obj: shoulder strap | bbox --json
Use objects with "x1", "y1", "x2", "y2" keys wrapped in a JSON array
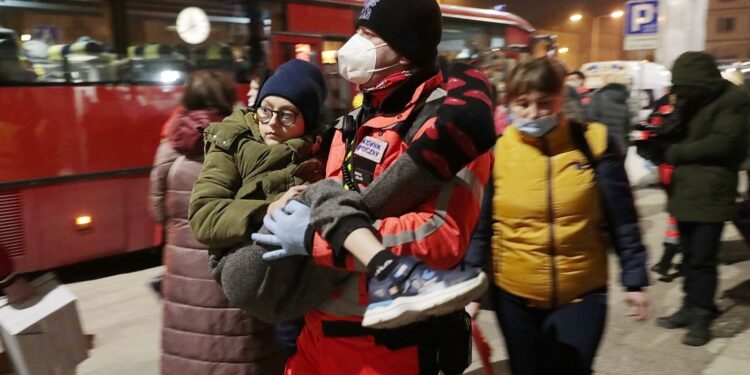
[
  {"x1": 569, "y1": 121, "x2": 616, "y2": 241},
  {"x1": 402, "y1": 88, "x2": 447, "y2": 145},
  {"x1": 569, "y1": 121, "x2": 598, "y2": 172}
]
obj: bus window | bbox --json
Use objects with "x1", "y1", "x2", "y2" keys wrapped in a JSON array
[
  {"x1": 438, "y1": 19, "x2": 510, "y2": 100},
  {"x1": 124, "y1": 2, "x2": 257, "y2": 83},
  {"x1": 439, "y1": 19, "x2": 505, "y2": 62},
  {"x1": 0, "y1": 1, "x2": 113, "y2": 83},
  {"x1": 0, "y1": 1, "x2": 268, "y2": 84},
  {"x1": 125, "y1": 43, "x2": 188, "y2": 84},
  {"x1": 43, "y1": 37, "x2": 117, "y2": 83},
  {"x1": 0, "y1": 28, "x2": 36, "y2": 83},
  {"x1": 321, "y1": 40, "x2": 350, "y2": 121}
]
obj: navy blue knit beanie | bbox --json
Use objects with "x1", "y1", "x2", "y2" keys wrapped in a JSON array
[
  {"x1": 356, "y1": 0, "x2": 442, "y2": 67},
  {"x1": 257, "y1": 59, "x2": 327, "y2": 130}
]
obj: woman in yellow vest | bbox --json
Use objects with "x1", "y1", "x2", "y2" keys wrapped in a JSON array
[{"x1": 481, "y1": 57, "x2": 651, "y2": 375}]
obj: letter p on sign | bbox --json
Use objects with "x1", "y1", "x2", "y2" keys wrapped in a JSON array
[
  {"x1": 625, "y1": 0, "x2": 659, "y2": 35},
  {"x1": 631, "y1": 4, "x2": 655, "y2": 32}
]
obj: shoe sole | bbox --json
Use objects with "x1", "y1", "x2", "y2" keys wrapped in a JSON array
[
  {"x1": 682, "y1": 335, "x2": 710, "y2": 346},
  {"x1": 657, "y1": 321, "x2": 688, "y2": 329},
  {"x1": 650, "y1": 265, "x2": 670, "y2": 277},
  {"x1": 361, "y1": 272, "x2": 489, "y2": 329},
  {"x1": 656, "y1": 317, "x2": 692, "y2": 329}
]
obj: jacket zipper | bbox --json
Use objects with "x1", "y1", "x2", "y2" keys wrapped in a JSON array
[{"x1": 543, "y1": 139, "x2": 559, "y2": 308}]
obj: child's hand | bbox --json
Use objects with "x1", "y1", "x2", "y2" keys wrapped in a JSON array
[{"x1": 268, "y1": 185, "x2": 307, "y2": 214}]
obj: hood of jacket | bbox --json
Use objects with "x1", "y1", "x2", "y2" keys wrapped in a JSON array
[
  {"x1": 167, "y1": 109, "x2": 225, "y2": 157},
  {"x1": 671, "y1": 51, "x2": 725, "y2": 94}
]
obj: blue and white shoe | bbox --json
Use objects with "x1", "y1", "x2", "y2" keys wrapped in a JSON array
[{"x1": 361, "y1": 257, "x2": 488, "y2": 329}]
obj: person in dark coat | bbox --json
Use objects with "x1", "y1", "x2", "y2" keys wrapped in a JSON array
[
  {"x1": 586, "y1": 82, "x2": 632, "y2": 157},
  {"x1": 636, "y1": 93, "x2": 684, "y2": 280},
  {"x1": 656, "y1": 52, "x2": 750, "y2": 346},
  {"x1": 149, "y1": 69, "x2": 286, "y2": 374}
]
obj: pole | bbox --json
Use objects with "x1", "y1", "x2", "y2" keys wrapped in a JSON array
[
  {"x1": 592, "y1": 16, "x2": 601, "y2": 62},
  {"x1": 109, "y1": 0, "x2": 128, "y2": 56},
  {"x1": 245, "y1": 0, "x2": 266, "y2": 70}
]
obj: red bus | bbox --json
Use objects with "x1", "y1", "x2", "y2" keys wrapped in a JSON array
[{"x1": 0, "y1": 0, "x2": 535, "y2": 272}]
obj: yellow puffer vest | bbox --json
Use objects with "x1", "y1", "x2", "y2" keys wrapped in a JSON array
[{"x1": 492, "y1": 119, "x2": 609, "y2": 309}]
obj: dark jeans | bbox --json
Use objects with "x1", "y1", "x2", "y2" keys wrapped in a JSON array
[
  {"x1": 274, "y1": 318, "x2": 305, "y2": 357},
  {"x1": 493, "y1": 287, "x2": 607, "y2": 375},
  {"x1": 676, "y1": 221, "x2": 725, "y2": 314}
]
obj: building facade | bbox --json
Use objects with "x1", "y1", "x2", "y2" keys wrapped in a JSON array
[{"x1": 706, "y1": 0, "x2": 750, "y2": 61}]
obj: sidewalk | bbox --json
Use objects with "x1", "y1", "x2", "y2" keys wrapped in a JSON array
[{"x1": 68, "y1": 188, "x2": 750, "y2": 375}]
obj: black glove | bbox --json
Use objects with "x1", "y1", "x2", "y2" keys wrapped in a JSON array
[{"x1": 635, "y1": 138, "x2": 668, "y2": 164}]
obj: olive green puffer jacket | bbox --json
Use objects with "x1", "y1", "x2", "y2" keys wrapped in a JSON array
[{"x1": 188, "y1": 108, "x2": 325, "y2": 249}]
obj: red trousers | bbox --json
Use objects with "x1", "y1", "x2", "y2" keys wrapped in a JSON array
[{"x1": 285, "y1": 310, "x2": 420, "y2": 375}]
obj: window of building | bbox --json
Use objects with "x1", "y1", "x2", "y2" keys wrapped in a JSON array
[{"x1": 717, "y1": 17, "x2": 736, "y2": 33}]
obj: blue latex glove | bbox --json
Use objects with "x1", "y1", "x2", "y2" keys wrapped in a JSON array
[{"x1": 252, "y1": 200, "x2": 312, "y2": 261}]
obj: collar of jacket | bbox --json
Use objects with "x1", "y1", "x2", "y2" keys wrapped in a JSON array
[
  {"x1": 364, "y1": 70, "x2": 411, "y2": 109},
  {"x1": 359, "y1": 68, "x2": 443, "y2": 130},
  {"x1": 204, "y1": 108, "x2": 315, "y2": 159},
  {"x1": 244, "y1": 110, "x2": 317, "y2": 159},
  {"x1": 363, "y1": 64, "x2": 442, "y2": 117}
]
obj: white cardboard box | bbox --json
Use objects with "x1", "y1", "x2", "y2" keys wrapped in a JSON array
[{"x1": 0, "y1": 273, "x2": 88, "y2": 375}]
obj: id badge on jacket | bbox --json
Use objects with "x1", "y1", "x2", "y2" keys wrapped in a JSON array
[{"x1": 352, "y1": 136, "x2": 388, "y2": 186}]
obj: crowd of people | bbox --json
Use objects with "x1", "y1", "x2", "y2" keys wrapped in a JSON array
[{"x1": 141, "y1": 0, "x2": 750, "y2": 374}]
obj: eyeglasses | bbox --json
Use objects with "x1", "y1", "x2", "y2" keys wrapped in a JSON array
[{"x1": 257, "y1": 106, "x2": 299, "y2": 126}]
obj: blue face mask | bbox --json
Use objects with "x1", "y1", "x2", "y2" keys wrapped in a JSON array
[{"x1": 512, "y1": 114, "x2": 559, "y2": 137}]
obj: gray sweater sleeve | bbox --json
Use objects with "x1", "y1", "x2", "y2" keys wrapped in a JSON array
[
  {"x1": 361, "y1": 152, "x2": 445, "y2": 218},
  {"x1": 298, "y1": 153, "x2": 446, "y2": 266},
  {"x1": 209, "y1": 232, "x2": 352, "y2": 322}
]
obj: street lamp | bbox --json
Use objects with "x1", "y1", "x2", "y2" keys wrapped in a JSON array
[
  {"x1": 570, "y1": 13, "x2": 583, "y2": 22},
  {"x1": 611, "y1": 10, "x2": 624, "y2": 18}
]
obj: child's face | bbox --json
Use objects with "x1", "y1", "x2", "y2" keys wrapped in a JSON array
[{"x1": 257, "y1": 96, "x2": 305, "y2": 146}]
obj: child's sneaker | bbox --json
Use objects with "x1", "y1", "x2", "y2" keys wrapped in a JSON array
[{"x1": 362, "y1": 257, "x2": 488, "y2": 329}]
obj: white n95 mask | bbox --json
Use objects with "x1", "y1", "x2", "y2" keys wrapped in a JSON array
[{"x1": 337, "y1": 34, "x2": 398, "y2": 85}]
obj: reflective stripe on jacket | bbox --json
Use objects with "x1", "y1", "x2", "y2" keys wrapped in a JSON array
[{"x1": 312, "y1": 72, "x2": 493, "y2": 316}]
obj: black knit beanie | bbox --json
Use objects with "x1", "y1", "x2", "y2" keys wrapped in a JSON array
[
  {"x1": 356, "y1": 0, "x2": 442, "y2": 67},
  {"x1": 257, "y1": 59, "x2": 327, "y2": 130}
]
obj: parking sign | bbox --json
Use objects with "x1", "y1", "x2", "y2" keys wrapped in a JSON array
[{"x1": 624, "y1": 0, "x2": 659, "y2": 50}]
